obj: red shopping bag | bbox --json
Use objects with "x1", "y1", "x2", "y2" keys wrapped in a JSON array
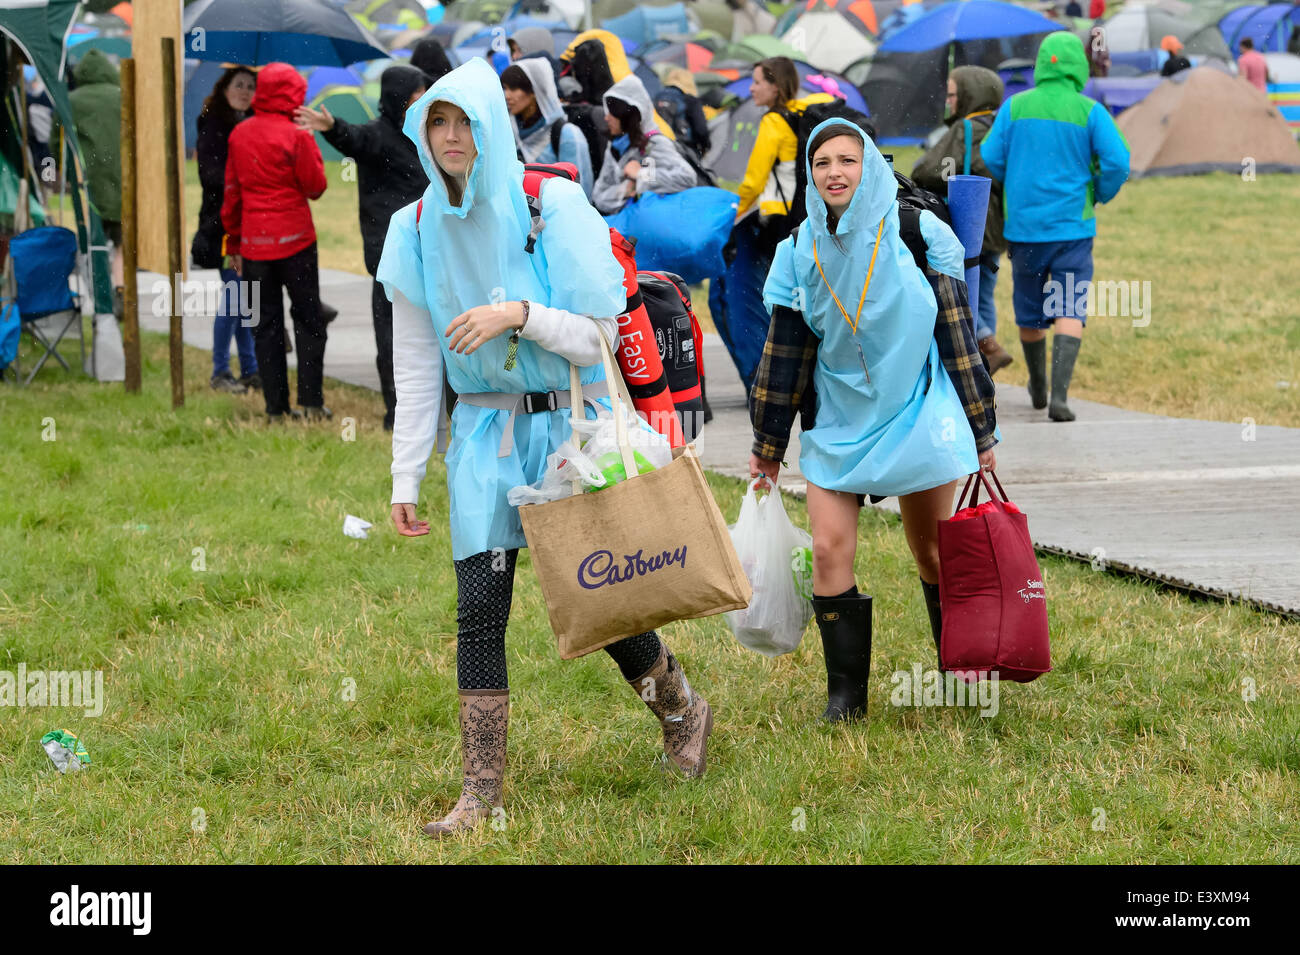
[{"x1": 937, "y1": 469, "x2": 1051, "y2": 683}]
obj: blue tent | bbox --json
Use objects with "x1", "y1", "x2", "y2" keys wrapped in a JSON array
[
  {"x1": 880, "y1": 0, "x2": 1061, "y2": 53},
  {"x1": 1220, "y1": 4, "x2": 1300, "y2": 55},
  {"x1": 601, "y1": 4, "x2": 691, "y2": 47}
]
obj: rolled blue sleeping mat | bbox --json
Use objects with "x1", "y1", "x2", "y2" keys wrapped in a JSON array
[{"x1": 946, "y1": 174, "x2": 991, "y2": 336}]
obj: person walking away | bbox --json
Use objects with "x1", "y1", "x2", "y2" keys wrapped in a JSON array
[
  {"x1": 912, "y1": 66, "x2": 1012, "y2": 375},
  {"x1": 1159, "y1": 36, "x2": 1192, "y2": 77},
  {"x1": 654, "y1": 68, "x2": 712, "y2": 159},
  {"x1": 380, "y1": 60, "x2": 713, "y2": 836},
  {"x1": 591, "y1": 74, "x2": 697, "y2": 214},
  {"x1": 981, "y1": 32, "x2": 1130, "y2": 422},
  {"x1": 1237, "y1": 38, "x2": 1269, "y2": 92},
  {"x1": 500, "y1": 61, "x2": 594, "y2": 196},
  {"x1": 223, "y1": 62, "x2": 330, "y2": 422},
  {"x1": 749, "y1": 120, "x2": 1000, "y2": 720},
  {"x1": 295, "y1": 66, "x2": 428, "y2": 431},
  {"x1": 193, "y1": 66, "x2": 260, "y2": 395},
  {"x1": 714, "y1": 57, "x2": 832, "y2": 392},
  {"x1": 68, "y1": 50, "x2": 124, "y2": 314}
]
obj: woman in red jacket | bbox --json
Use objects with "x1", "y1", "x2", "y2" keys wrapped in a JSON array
[{"x1": 222, "y1": 62, "x2": 330, "y2": 421}]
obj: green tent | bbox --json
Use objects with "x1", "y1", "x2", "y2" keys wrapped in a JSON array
[{"x1": 0, "y1": 0, "x2": 112, "y2": 315}]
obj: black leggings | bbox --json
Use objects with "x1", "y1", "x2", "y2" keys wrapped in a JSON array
[{"x1": 453, "y1": 549, "x2": 662, "y2": 690}]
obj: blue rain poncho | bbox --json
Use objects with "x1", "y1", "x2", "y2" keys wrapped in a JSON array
[
  {"x1": 377, "y1": 58, "x2": 626, "y2": 560},
  {"x1": 762, "y1": 118, "x2": 979, "y2": 497}
]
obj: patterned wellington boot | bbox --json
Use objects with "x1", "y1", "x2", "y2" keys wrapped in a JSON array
[
  {"x1": 422, "y1": 689, "x2": 508, "y2": 838},
  {"x1": 627, "y1": 644, "x2": 713, "y2": 778}
]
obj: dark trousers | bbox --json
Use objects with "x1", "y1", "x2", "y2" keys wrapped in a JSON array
[
  {"x1": 244, "y1": 243, "x2": 327, "y2": 414},
  {"x1": 371, "y1": 280, "x2": 396, "y2": 424}
]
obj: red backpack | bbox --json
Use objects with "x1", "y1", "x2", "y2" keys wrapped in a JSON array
[{"x1": 417, "y1": 162, "x2": 691, "y2": 447}]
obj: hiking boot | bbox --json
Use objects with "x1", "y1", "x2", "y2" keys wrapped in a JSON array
[
  {"x1": 1049, "y1": 334, "x2": 1082, "y2": 422},
  {"x1": 1021, "y1": 338, "x2": 1048, "y2": 410},
  {"x1": 301, "y1": 405, "x2": 333, "y2": 421},
  {"x1": 627, "y1": 643, "x2": 713, "y2": 778},
  {"x1": 813, "y1": 592, "x2": 873, "y2": 722},
  {"x1": 238, "y1": 372, "x2": 262, "y2": 391},
  {"x1": 423, "y1": 690, "x2": 508, "y2": 838},
  {"x1": 978, "y1": 336, "x2": 1013, "y2": 375},
  {"x1": 210, "y1": 371, "x2": 247, "y2": 394}
]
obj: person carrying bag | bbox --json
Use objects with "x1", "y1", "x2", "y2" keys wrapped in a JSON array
[
  {"x1": 379, "y1": 60, "x2": 720, "y2": 840},
  {"x1": 748, "y1": 119, "x2": 1001, "y2": 723}
]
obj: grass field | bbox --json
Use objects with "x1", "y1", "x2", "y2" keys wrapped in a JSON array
[{"x1": 2, "y1": 335, "x2": 1296, "y2": 863}]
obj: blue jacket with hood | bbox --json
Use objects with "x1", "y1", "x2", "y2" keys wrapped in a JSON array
[{"x1": 980, "y1": 32, "x2": 1130, "y2": 244}]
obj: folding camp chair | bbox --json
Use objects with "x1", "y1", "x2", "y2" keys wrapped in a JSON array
[{"x1": 4, "y1": 226, "x2": 83, "y2": 386}]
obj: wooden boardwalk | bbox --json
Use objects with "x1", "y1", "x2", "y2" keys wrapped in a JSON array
[{"x1": 140, "y1": 269, "x2": 1300, "y2": 618}]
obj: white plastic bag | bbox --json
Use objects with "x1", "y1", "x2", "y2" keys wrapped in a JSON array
[
  {"x1": 569, "y1": 403, "x2": 673, "y2": 487},
  {"x1": 507, "y1": 441, "x2": 606, "y2": 506},
  {"x1": 725, "y1": 479, "x2": 815, "y2": 657}
]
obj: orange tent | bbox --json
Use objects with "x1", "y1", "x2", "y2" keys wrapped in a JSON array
[{"x1": 110, "y1": 2, "x2": 132, "y2": 28}]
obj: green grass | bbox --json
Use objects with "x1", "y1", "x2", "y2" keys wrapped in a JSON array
[{"x1": 1, "y1": 334, "x2": 1296, "y2": 863}]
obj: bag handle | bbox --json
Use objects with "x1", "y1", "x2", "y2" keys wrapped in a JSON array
[{"x1": 955, "y1": 467, "x2": 1011, "y2": 513}]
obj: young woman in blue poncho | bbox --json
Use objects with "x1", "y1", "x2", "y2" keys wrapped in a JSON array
[
  {"x1": 748, "y1": 120, "x2": 1001, "y2": 722},
  {"x1": 378, "y1": 60, "x2": 713, "y2": 838}
]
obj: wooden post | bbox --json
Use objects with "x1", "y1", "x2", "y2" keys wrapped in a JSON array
[
  {"x1": 120, "y1": 58, "x2": 141, "y2": 393},
  {"x1": 161, "y1": 38, "x2": 183, "y2": 408}
]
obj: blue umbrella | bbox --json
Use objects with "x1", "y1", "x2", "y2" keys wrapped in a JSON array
[
  {"x1": 183, "y1": 0, "x2": 389, "y2": 67},
  {"x1": 881, "y1": 0, "x2": 1061, "y2": 53}
]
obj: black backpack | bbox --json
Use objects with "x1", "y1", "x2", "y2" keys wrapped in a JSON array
[
  {"x1": 636, "y1": 270, "x2": 706, "y2": 441},
  {"x1": 559, "y1": 103, "x2": 608, "y2": 181}
]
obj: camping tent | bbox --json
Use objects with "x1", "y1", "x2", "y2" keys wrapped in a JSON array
[
  {"x1": 779, "y1": 0, "x2": 881, "y2": 73},
  {"x1": 1100, "y1": 2, "x2": 1233, "y2": 57},
  {"x1": 601, "y1": 3, "x2": 691, "y2": 46},
  {"x1": 866, "y1": 1, "x2": 1061, "y2": 142},
  {"x1": 1119, "y1": 65, "x2": 1300, "y2": 175},
  {"x1": 1219, "y1": 3, "x2": 1300, "y2": 54},
  {"x1": 1264, "y1": 51, "x2": 1300, "y2": 128},
  {"x1": 0, "y1": 0, "x2": 112, "y2": 317}
]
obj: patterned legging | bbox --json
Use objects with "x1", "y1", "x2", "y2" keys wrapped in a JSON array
[{"x1": 453, "y1": 549, "x2": 662, "y2": 690}]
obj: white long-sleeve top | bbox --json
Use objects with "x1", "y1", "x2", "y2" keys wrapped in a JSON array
[{"x1": 390, "y1": 291, "x2": 618, "y2": 505}]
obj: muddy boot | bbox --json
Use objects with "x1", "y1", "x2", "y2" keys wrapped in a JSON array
[
  {"x1": 979, "y1": 336, "x2": 1013, "y2": 375},
  {"x1": 1049, "y1": 334, "x2": 1081, "y2": 422},
  {"x1": 920, "y1": 578, "x2": 943, "y2": 670},
  {"x1": 422, "y1": 689, "x2": 508, "y2": 838},
  {"x1": 627, "y1": 643, "x2": 713, "y2": 778},
  {"x1": 812, "y1": 591, "x2": 873, "y2": 722},
  {"x1": 1021, "y1": 338, "x2": 1048, "y2": 409}
]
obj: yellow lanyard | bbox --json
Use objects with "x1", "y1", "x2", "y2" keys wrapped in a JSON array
[
  {"x1": 964, "y1": 109, "x2": 995, "y2": 120},
  {"x1": 811, "y1": 218, "x2": 885, "y2": 335}
]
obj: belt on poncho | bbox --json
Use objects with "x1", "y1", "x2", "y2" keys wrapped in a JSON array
[{"x1": 456, "y1": 379, "x2": 609, "y2": 458}]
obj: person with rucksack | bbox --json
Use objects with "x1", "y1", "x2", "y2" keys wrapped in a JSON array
[
  {"x1": 981, "y1": 32, "x2": 1130, "y2": 422},
  {"x1": 379, "y1": 60, "x2": 714, "y2": 838},
  {"x1": 294, "y1": 66, "x2": 428, "y2": 431},
  {"x1": 592, "y1": 75, "x2": 698, "y2": 215},
  {"x1": 912, "y1": 66, "x2": 1013, "y2": 375},
  {"x1": 748, "y1": 119, "x2": 999, "y2": 723},
  {"x1": 501, "y1": 61, "x2": 594, "y2": 197},
  {"x1": 654, "y1": 68, "x2": 711, "y2": 158}
]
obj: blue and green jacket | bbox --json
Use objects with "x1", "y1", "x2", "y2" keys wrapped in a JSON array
[{"x1": 981, "y1": 32, "x2": 1130, "y2": 243}]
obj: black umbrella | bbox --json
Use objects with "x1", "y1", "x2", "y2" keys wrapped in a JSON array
[{"x1": 183, "y1": 0, "x2": 389, "y2": 67}]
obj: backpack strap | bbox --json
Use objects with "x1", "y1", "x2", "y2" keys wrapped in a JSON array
[
  {"x1": 549, "y1": 119, "x2": 564, "y2": 159},
  {"x1": 897, "y1": 205, "x2": 929, "y2": 273}
]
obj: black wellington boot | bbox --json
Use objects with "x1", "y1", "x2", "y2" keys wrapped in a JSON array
[
  {"x1": 1021, "y1": 338, "x2": 1048, "y2": 410},
  {"x1": 920, "y1": 578, "x2": 943, "y2": 670},
  {"x1": 812, "y1": 592, "x2": 873, "y2": 722},
  {"x1": 1048, "y1": 334, "x2": 1082, "y2": 422}
]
